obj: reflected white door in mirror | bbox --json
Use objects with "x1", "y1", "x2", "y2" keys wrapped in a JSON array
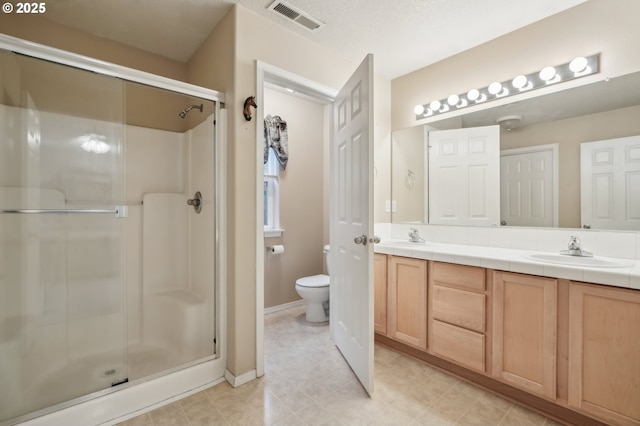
[
  {"x1": 500, "y1": 144, "x2": 558, "y2": 227},
  {"x1": 428, "y1": 126, "x2": 500, "y2": 227},
  {"x1": 581, "y1": 135, "x2": 640, "y2": 230}
]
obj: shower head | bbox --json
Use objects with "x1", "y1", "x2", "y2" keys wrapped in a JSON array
[{"x1": 178, "y1": 103, "x2": 203, "y2": 118}]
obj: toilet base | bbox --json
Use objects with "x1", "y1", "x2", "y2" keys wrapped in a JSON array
[{"x1": 305, "y1": 301, "x2": 328, "y2": 322}]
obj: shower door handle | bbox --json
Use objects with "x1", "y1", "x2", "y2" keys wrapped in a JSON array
[{"x1": 0, "y1": 206, "x2": 128, "y2": 218}]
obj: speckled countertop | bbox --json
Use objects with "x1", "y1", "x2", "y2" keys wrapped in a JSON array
[{"x1": 374, "y1": 239, "x2": 640, "y2": 290}]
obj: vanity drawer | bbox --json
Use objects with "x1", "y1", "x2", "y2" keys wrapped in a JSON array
[
  {"x1": 431, "y1": 320, "x2": 485, "y2": 372},
  {"x1": 432, "y1": 285, "x2": 486, "y2": 333},
  {"x1": 431, "y1": 262, "x2": 485, "y2": 291}
]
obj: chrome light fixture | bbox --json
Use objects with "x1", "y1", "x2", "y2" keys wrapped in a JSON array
[
  {"x1": 496, "y1": 115, "x2": 522, "y2": 131},
  {"x1": 414, "y1": 54, "x2": 599, "y2": 120}
]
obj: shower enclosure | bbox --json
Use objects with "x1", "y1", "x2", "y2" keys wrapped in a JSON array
[{"x1": 0, "y1": 36, "x2": 225, "y2": 425}]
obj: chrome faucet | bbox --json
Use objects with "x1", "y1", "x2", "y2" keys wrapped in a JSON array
[
  {"x1": 560, "y1": 236, "x2": 593, "y2": 257},
  {"x1": 408, "y1": 228, "x2": 425, "y2": 243}
]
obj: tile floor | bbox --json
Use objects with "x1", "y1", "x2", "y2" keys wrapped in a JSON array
[{"x1": 118, "y1": 306, "x2": 565, "y2": 426}]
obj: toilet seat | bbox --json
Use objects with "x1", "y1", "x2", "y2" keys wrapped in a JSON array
[{"x1": 296, "y1": 274, "x2": 330, "y2": 288}]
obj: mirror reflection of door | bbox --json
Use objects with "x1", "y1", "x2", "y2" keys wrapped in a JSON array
[
  {"x1": 580, "y1": 135, "x2": 640, "y2": 230},
  {"x1": 428, "y1": 125, "x2": 500, "y2": 226},
  {"x1": 500, "y1": 144, "x2": 558, "y2": 227}
]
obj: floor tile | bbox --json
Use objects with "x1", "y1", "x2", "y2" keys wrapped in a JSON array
[{"x1": 136, "y1": 305, "x2": 562, "y2": 426}]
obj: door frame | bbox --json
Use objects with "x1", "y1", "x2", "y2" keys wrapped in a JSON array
[
  {"x1": 255, "y1": 62, "x2": 337, "y2": 377},
  {"x1": 500, "y1": 143, "x2": 559, "y2": 227}
]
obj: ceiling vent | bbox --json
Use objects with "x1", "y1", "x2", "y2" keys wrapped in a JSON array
[{"x1": 267, "y1": 1, "x2": 324, "y2": 32}]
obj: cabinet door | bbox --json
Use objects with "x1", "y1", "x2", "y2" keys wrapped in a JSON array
[
  {"x1": 373, "y1": 253, "x2": 387, "y2": 335},
  {"x1": 568, "y1": 283, "x2": 640, "y2": 426},
  {"x1": 387, "y1": 256, "x2": 427, "y2": 350},
  {"x1": 492, "y1": 271, "x2": 557, "y2": 399}
]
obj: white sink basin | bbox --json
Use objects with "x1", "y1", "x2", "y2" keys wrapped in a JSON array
[
  {"x1": 380, "y1": 240, "x2": 428, "y2": 248},
  {"x1": 525, "y1": 253, "x2": 634, "y2": 268}
]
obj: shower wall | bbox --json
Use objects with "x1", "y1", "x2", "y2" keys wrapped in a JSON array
[{"x1": 125, "y1": 116, "x2": 216, "y2": 380}]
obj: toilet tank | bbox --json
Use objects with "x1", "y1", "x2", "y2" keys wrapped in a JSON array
[{"x1": 323, "y1": 245, "x2": 330, "y2": 275}]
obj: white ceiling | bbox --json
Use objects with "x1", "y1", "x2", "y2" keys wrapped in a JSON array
[{"x1": 42, "y1": 0, "x2": 587, "y2": 79}]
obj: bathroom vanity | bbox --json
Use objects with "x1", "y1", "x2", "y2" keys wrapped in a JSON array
[{"x1": 373, "y1": 241, "x2": 640, "y2": 426}]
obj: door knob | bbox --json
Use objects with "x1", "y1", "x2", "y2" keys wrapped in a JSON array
[
  {"x1": 369, "y1": 235, "x2": 381, "y2": 244},
  {"x1": 353, "y1": 234, "x2": 368, "y2": 245},
  {"x1": 187, "y1": 191, "x2": 202, "y2": 214}
]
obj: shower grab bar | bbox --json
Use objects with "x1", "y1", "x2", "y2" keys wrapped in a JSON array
[{"x1": 0, "y1": 205, "x2": 128, "y2": 218}]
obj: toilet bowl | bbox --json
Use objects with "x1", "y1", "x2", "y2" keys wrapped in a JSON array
[{"x1": 295, "y1": 245, "x2": 330, "y2": 322}]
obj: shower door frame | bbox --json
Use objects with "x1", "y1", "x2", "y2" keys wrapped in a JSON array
[{"x1": 0, "y1": 34, "x2": 227, "y2": 426}]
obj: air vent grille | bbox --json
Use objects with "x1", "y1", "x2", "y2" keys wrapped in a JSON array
[
  {"x1": 267, "y1": 0, "x2": 324, "y2": 32},
  {"x1": 273, "y1": 3, "x2": 299, "y2": 20}
]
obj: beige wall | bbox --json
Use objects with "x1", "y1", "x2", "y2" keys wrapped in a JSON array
[
  {"x1": 0, "y1": 15, "x2": 190, "y2": 132},
  {"x1": 0, "y1": 14, "x2": 187, "y2": 81},
  {"x1": 391, "y1": 126, "x2": 426, "y2": 223},
  {"x1": 263, "y1": 88, "x2": 325, "y2": 308},
  {"x1": 392, "y1": 0, "x2": 640, "y2": 132},
  {"x1": 501, "y1": 105, "x2": 640, "y2": 228}
]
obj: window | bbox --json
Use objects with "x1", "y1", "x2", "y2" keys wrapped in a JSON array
[{"x1": 264, "y1": 148, "x2": 281, "y2": 236}]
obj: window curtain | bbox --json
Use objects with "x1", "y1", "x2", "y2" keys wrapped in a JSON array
[{"x1": 264, "y1": 114, "x2": 289, "y2": 169}]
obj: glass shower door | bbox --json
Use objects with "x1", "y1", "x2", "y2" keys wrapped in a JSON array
[{"x1": 0, "y1": 50, "x2": 127, "y2": 422}]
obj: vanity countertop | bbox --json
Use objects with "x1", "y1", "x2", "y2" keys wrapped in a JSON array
[{"x1": 374, "y1": 240, "x2": 640, "y2": 290}]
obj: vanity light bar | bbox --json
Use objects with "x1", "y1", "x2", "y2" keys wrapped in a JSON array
[{"x1": 414, "y1": 54, "x2": 599, "y2": 120}]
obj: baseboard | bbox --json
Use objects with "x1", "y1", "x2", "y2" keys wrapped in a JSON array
[
  {"x1": 224, "y1": 368, "x2": 257, "y2": 388},
  {"x1": 264, "y1": 299, "x2": 304, "y2": 315}
]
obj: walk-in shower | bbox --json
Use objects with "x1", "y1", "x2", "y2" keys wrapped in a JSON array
[
  {"x1": 0, "y1": 35, "x2": 226, "y2": 425},
  {"x1": 178, "y1": 103, "x2": 204, "y2": 118}
]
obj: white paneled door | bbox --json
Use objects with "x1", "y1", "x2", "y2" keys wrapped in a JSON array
[
  {"x1": 500, "y1": 145, "x2": 557, "y2": 227},
  {"x1": 428, "y1": 126, "x2": 500, "y2": 227},
  {"x1": 581, "y1": 135, "x2": 640, "y2": 230},
  {"x1": 330, "y1": 54, "x2": 374, "y2": 395}
]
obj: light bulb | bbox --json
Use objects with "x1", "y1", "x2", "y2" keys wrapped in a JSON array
[
  {"x1": 488, "y1": 82, "x2": 502, "y2": 95},
  {"x1": 414, "y1": 104, "x2": 425, "y2": 115},
  {"x1": 539, "y1": 66, "x2": 556, "y2": 82},
  {"x1": 467, "y1": 89, "x2": 480, "y2": 101},
  {"x1": 512, "y1": 75, "x2": 528, "y2": 89},
  {"x1": 569, "y1": 56, "x2": 588, "y2": 73},
  {"x1": 447, "y1": 94, "x2": 460, "y2": 106},
  {"x1": 429, "y1": 100, "x2": 441, "y2": 111}
]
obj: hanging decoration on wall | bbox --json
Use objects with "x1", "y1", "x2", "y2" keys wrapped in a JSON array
[
  {"x1": 264, "y1": 115, "x2": 289, "y2": 169},
  {"x1": 243, "y1": 96, "x2": 257, "y2": 121}
]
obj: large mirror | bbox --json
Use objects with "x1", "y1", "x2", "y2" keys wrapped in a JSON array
[{"x1": 391, "y1": 71, "x2": 640, "y2": 230}]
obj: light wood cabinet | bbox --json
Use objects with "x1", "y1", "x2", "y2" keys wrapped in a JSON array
[
  {"x1": 428, "y1": 262, "x2": 488, "y2": 372},
  {"x1": 568, "y1": 282, "x2": 640, "y2": 426},
  {"x1": 387, "y1": 256, "x2": 428, "y2": 350},
  {"x1": 373, "y1": 253, "x2": 387, "y2": 335},
  {"x1": 374, "y1": 252, "x2": 640, "y2": 426},
  {"x1": 492, "y1": 271, "x2": 557, "y2": 399}
]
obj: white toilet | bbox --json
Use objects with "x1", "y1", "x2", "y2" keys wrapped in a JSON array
[{"x1": 295, "y1": 245, "x2": 330, "y2": 322}]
